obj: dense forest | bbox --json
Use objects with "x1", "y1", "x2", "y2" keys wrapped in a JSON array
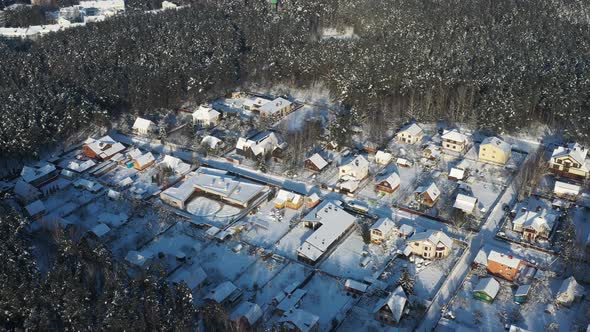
[{"x1": 1, "y1": 0, "x2": 589, "y2": 156}]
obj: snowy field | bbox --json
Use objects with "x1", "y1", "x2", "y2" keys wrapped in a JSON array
[
  {"x1": 238, "y1": 201, "x2": 300, "y2": 248},
  {"x1": 274, "y1": 224, "x2": 315, "y2": 260}
]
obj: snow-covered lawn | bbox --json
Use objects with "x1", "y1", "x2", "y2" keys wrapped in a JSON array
[
  {"x1": 199, "y1": 242, "x2": 258, "y2": 281},
  {"x1": 253, "y1": 262, "x2": 310, "y2": 310},
  {"x1": 273, "y1": 224, "x2": 315, "y2": 260},
  {"x1": 234, "y1": 257, "x2": 288, "y2": 294}
]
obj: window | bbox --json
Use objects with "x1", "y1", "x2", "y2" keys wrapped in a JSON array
[
  {"x1": 414, "y1": 242, "x2": 419, "y2": 247},
  {"x1": 557, "y1": 159, "x2": 563, "y2": 164},
  {"x1": 446, "y1": 144, "x2": 450, "y2": 148}
]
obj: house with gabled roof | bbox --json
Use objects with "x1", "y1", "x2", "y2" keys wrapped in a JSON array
[
  {"x1": 375, "y1": 150, "x2": 393, "y2": 165},
  {"x1": 339, "y1": 155, "x2": 369, "y2": 181},
  {"x1": 407, "y1": 230, "x2": 453, "y2": 259},
  {"x1": 414, "y1": 182, "x2": 441, "y2": 207},
  {"x1": 133, "y1": 152, "x2": 156, "y2": 171},
  {"x1": 204, "y1": 281, "x2": 242, "y2": 306},
  {"x1": 278, "y1": 308, "x2": 319, "y2": 332},
  {"x1": 448, "y1": 167, "x2": 466, "y2": 181},
  {"x1": 441, "y1": 129, "x2": 468, "y2": 153},
  {"x1": 487, "y1": 250, "x2": 525, "y2": 281},
  {"x1": 479, "y1": 136, "x2": 511, "y2": 165},
  {"x1": 453, "y1": 194, "x2": 478, "y2": 214},
  {"x1": 305, "y1": 193, "x2": 321, "y2": 209},
  {"x1": 556, "y1": 276, "x2": 585, "y2": 306},
  {"x1": 373, "y1": 286, "x2": 408, "y2": 325},
  {"x1": 230, "y1": 301, "x2": 263, "y2": 330},
  {"x1": 236, "y1": 131, "x2": 286, "y2": 160},
  {"x1": 512, "y1": 207, "x2": 558, "y2": 241},
  {"x1": 192, "y1": 105, "x2": 221, "y2": 128},
  {"x1": 370, "y1": 217, "x2": 396, "y2": 244},
  {"x1": 274, "y1": 189, "x2": 303, "y2": 210},
  {"x1": 473, "y1": 277, "x2": 500, "y2": 303},
  {"x1": 375, "y1": 172, "x2": 400, "y2": 194},
  {"x1": 25, "y1": 199, "x2": 45, "y2": 220},
  {"x1": 550, "y1": 143, "x2": 589, "y2": 181},
  {"x1": 83, "y1": 135, "x2": 126, "y2": 160},
  {"x1": 396, "y1": 123, "x2": 423, "y2": 144},
  {"x1": 553, "y1": 181, "x2": 581, "y2": 200},
  {"x1": 14, "y1": 179, "x2": 41, "y2": 203},
  {"x1": 20, "y1": 163, "x2": 58, "y2": 187},
  {"x1": 132, "y1": 117, "x2": 157, "y2": 136},
  {"x1": 304, "y1": 153, "x2": 328, "y2": 172},
  {"x1": 259, "y1": 97, "x2": 293, "y2": 117}
]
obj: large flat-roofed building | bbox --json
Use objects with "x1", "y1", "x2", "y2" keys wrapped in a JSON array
[
  {"x1": 297, "y1": 201, "x2": 357, "y2": 265},
  {"x1": 160, "y1": 167, "x2": 267, "y2": 210}
]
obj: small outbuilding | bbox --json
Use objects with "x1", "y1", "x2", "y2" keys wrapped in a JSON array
[{"x1": 473, "y1": 277, "x2": 500, "y2": 303}]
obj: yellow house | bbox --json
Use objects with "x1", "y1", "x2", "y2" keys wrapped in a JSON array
[
  {"x1": 479, "y1": 137, "x2": 511, "y2": 165},
  {"x1": 407, "y1": 230, "x2": 453, "y2": 259},
  {"x1": 274, "y1": 189, "x2": 303, "y2": 210},
  {"x1": 550, "y1": 143, "x2": 589, "y2": 181}
]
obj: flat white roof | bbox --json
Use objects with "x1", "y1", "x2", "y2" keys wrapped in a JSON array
[{"x1": 297, "y1": 201, "x2": 356, "y2": 262}]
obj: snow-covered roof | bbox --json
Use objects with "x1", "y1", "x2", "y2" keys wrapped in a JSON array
[
  {"x1": 85, "y1": 135, "x2": 125, "y2": 159},
  {"x1": 25, "y1": 200, "x2": 45, "y2": 216},
  {"x1": 134, "y1": 152, "x2": 155, "y2": 168},
  {"x1": 375, "y1": 150, "x2": 393, "y2": 163},
  {"x1": 125, "y1": 250, "x2": 151, "y2": 266},
  {"x1": 230, "y1": 301, "x2": 263, "y2": 326},
  {"x1": 277, "y1": 288, "x2": 307, "y2": 312},
  {"x1": 379, "y1": 172, "x2": 400, "y2": 188},
  {"x1": 398, "y1": 123, "x2": 423, "y2": 136},
  {"x1": 481, "y1": 136, "x2": 511, "y2": 153},
  {"x1": 236, "y1": 132, "x2": 282, "y2": 156},
  {"x1": 74, "y1": 178, "x2": 103, "y2": 192},
  {"x1": 21, "y1": 163, "x2": 56, "y2": 184},
  {"x1": 442, "y1": 129, "x2": 468, "y2": 143},
  {"x1": 297, "y1": 201, "x2": 357, "y2": 262},
  {"x1": 79, "y1": 0, "x2": 125, "y2": 10},
  {"x1": 449, "y1": 167, "x2": 465, "y2": 180},
  {"x1": 307, "y1": 193, "x2": 321, "y2": 203},
  {"x1": 205, "y1": 281, "x2": 239, "y2": 303},
  {"x1": 473, "y1": 277, "x2": 500, "y2": 298},
  {"x1": 554, "y1": 181, "x2": 581, "y2": 196},
  {"x1": 453, "y1": 194, "x2": 477, "y2": 213},
  {"x1": 513, "y1": 208, "x2": 557, "y2": 233},
  {"x1": 399, "y1": 224, "x2": 414, "y2": 236},
  {"x1": 345, "y1": 279, "x2": 368, "y2": 293},
  {"x1": 259, "y1": 97, "x2": 292, "y2": 115},
  {"x1": 306, "y1": 153, "x2": 328, "y2": 170},
  {"x1": 474, "y1": 249, "x2": 488, "y2": 266},
  {"x1": 415, "y1": 182, "x2": 440, "y2": 201},
  {"x1": 557, "y1": 276, "x2": 585, "y2": 302},
  {"x1": 201, "y1": 135, "x2": 224, "y2": 149},
  {"x1": 371, "y1": 217, "x2": 395, "y2": 234},
  {"x1": 407, "y1": 230, "x2": 453, "y2": 249},
  {"x1": 340, "y1": 155, "x2": 369, "y2": 174},
  {"x1": 14, "y1": 179, "x2": 41, "y2": 200},
  {"x1": 278, "y1": 308, "x2": 319, "y2": 332},
  {"x1": 192, "y1": 105, "x2": 220, "y2": 121},
  {"x1": 243, "y1": 96, "x2": 271, "y2": 109},
  {"x1": 372, "y1": 286, "x2": 407, "y2": 323},
  {"x1": 91, "y1": 223, "x2": 111, "y2": 237},
  {"x1": 127, "y1": 148, "x2": 142, "y2": 159},
  {"x1": 396, "y1": 158, "x2": 412, "y2": 166},
  {"x1": 515, "y1": 284, "x2": 531, "y2": 297},
  {"x1": 162, "y1": 155, "x2": 190, "y2": 174},
  {"x1": 551, "y1": 143, "x2": 588, "y2": 166},
  {"x1": 274, "y1": 189, "x2": 303, "y2": 206},
  {"x1": 487, "y1": 250, "x2": 521, "y2": 268},
  {"x1": 338, "y1": 179, "x2": 360, "y2": 192},
  {"x1": 66, "y1": 159, "x2": 96, "y2": 172},
  {"x1": 170, "y1": 266, "x2": 207, "y2": 289},
  {"x1": 132, "y1": 117, "x2": 155, "y2": 131}
]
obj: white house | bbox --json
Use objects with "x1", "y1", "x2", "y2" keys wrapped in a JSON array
[
  {"x1": 441, "y1": 129, "x2": 469, "y2": 153},
  {"x1": 205, "y1": 281, "x2": 242, "y2": 305},
  {"x1": 132, "y1": 117, "x2": 157, "y2": 135},
  {"x1": 396, "y1": 123, "x2": 423, "y2": 144},
  {"x1": 339, "y1": 155, "x2": 369, "y2": 181},
  {"x1": 236, "y1": 131, "x2": 286, "y2": 160},
  {"x1": 370, "y1": 217, "x2": 396, "y2": 244},
  {"x1": 375, "y1": 150, "x2": 393, "y2": 165},
  {"x1": 259, "y1": 97, "x2": 293, "y2": 117},
  {"x1": 192, "y1": 105, "x2": 221, "y2": 128},
  {"x1": 161, "y1": 155, "x2": 191, "y2": 175},
  {"x1": 201, "y1": 135, "x2": 225, "y2": 150},
  {"x1": 556, "y1": 276, "x2": 585, "y2": 306},
  {"x1": 448, "y1": 167, "x2": 466, "y2": 181},
  {"x1": 242, "y1": 96, "x2": 271, "y2": 112},
  {"x1": 512, "y1": 208, "x2": 558, "y2": 241},
  {"x1": 453, "y1": 194, "x2": 478, "y2": 214}
]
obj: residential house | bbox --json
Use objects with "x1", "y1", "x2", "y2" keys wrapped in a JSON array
[
  {"x1": 407, "y1": 230, "x2": 453, "y2": 259},
  {"x1": 479, "y1": 137, "x2": 511, "y2": 165},
  {"x1": 170, "y1": 266, "x2": 207, "y2": 290},
  {"x1": 487, "y1": 250, "x2": 525, "y2": 281},
  {"x1": 512, "y1": 207, "x2": 557, "y2": 241},
  {"x1": 448, "y1": 167, "x2": 466, "y2": 181},
  {"x1": 375, "y1": 150, "x2": 393, "y2": 165},
  {"x1": 201, "y1": 135, "x2": 225, "y2": 150},
  {"x1": 204, "y1": 281, "x2": 243, "y2": 307},
  {"x1": 83, "y1": 135, "x2": 125, "y2": 160},
  {"x1": 230, "y1": 301, "x2": 263, "y2": 330},
  {"x1": 161, "y1": 155, "x2": 191, "y2": 175},
  {"x1": 550, "y1": 143, "x2": 589, "y2": 181},
  {"x1": 375, "y1": 172, "x2": 400, "y2": 194},
  {"x1": 304, "y1": 153, "x2": 328, "y2": 172},
  {"x1": 14, "y1": 180, "x2": 41, "y2": 203},
  {"x1": 441, "y1": 129, "x2": 468, "y2": 153},
  {"x1": 370, "y1": 217, "x2": 396, "y2": 244},
  {"x1": 514, "y1": 285, "x2": 531, "y2": 304},
  {"x1": 453, "y1": 194, "x2": 478, "y2": 214},
  {"x1": 556, "y1": 276, "x2": 585, "y2": 306},
  {"x1": 192, "y1": 105, "x2": 221, "y2": 128},
  {"x1": 161, "y1": 1, "x2": 178, "y2": 9},
  {"x1": 21, "y1": 163, "x2": 58, "y2": 187},
  {"x1": 278, "y1": 308, "x2": 319, "y2": 332},
  {"x1": 24, "y1": 200, "x2": 46, "y2": 220},
  {"x1": 297, "y1": 201, "x2": 357, "y2": 265},
  {"x1": 305, "y1": 193, "x2": 321, "y2": 209},
  {"x1": 398, "y1": 224, "x2": 415, "y2": 239},
  {"x1": 259, "y1": 97, "x2": 293, "y2": 117},
  {"x1": 339, "y1": 155, "x2": 369, "y2": 181},
  {"x1": 274, "y1": 189, "x2": 304, "y2": 210},
  {"x1": 133, "y1": 152, "x2": 156, "y2": 170},
  {"x1": 423, "y1": 144, "x2": 442, "y2": 160},
  {"x1": 553, "y1": 181, "x2": 581, "y2": 200},
  {"x1": 414, "y1": 183, "x2": 441, "y2": 207},
  {"x1": 236, "y1": 131, "x2": 286, "y2": 160},
  {"x1": 132, "y1": 117, "x2": 157, "y2": 136},
  {"x1": 242, "y1": 96, "x2": 271, "y2": 112},
  {"x1": 396, "y1": 123, "x2": 423, "y2": 144},
  {"x1": 73, "y1": 178, "x2": 103, "y2": 192},
  {"x1": 396, "y1": 158, "x2": 413, "y2": 168},
  {"x1": 473, "y1": 277, "x2": 500, "y2": 303},
  {"x1": 373, "y1": 286, "x2": 408, "y2": 325}
]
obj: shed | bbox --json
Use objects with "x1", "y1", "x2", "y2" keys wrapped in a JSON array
[
  {"x1": 514, "y1": 284, "x2": 531, "y2": 304},
  {"x1": 344, "y1": 279, "x2": 369, "y2": 294},
  {"x1": 473, "y1": 277, "x2": 500, "y2": 303}
]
